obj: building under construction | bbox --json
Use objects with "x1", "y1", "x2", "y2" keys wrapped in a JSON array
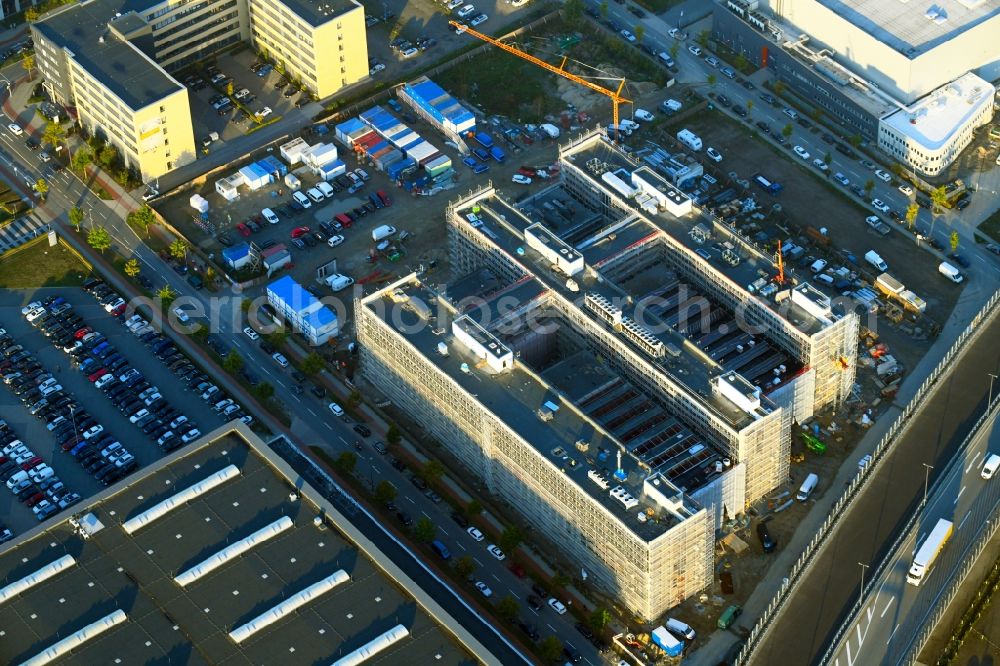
[{"x1": 356, "y1": 131, "x2": 858, "y2": 620}]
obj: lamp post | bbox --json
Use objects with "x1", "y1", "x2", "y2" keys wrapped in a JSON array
[
  {"x1": 922, "y1": 463, "x2": 934, "y2": 506},
  {"x1": 989, "y1": 373, "x2": 998, "y2": 406},
  {"x1": 858, "y1": 561, "x2": 869, "y2": 607},
  {"x1": 69, "y1": 404, "x2": 80, "y2": 445}
]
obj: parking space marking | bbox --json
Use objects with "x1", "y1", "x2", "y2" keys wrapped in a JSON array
[
  {"x1": 492, "y1": 574, "x2": 500, "y2": 582},
  {"x1": 473, "y1": 557, "x2": 483, "y2": 567},
  {"x1": 547, "y1": 623, "x2": 556, "y2": 632},
  {"x1": 955, "y1": 485, "x2": 965, "y2": 503},
  {"x1": 405, "y1": 496, "x2": 415, "y2": 504},
  {"x1": 509, "y1": 590, "x2": 519, "y2": 598}
]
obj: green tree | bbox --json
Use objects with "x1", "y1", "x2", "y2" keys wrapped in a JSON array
[
  {"x1": 124, "y1": 258, "x2": 140, "y2": 278},
  {"x1": 950, "y1": 231, "x2": 960, "y2": 252},
  {"x1": 864, "y1": 179, "x2": 875, "y2": 196},
  {"x1": 781, "y1": 123, "x2": 793, "y2": 139},
  {"x1": 849, "y1": 134, "x2": 863, "y2": 147},
  {"x1": 127, "y1": 204, "x2": 156, "y2": 237},
  {"x1": 931, "y1": 185, "x2": 949, "y2": 211},
  {"x1": 414, "y1": 516, "x2": 436, "y2": 542},
  {"x1": 706, "y1": 73, "x2": 717, "y2": 88},
  {"x1": 773, "y1": 80, "x2": 786, "y2": 96},
  {"x1": 334, "y1": 451, "x2": 357, "y2": 475},
  {"x1": 24, "y1": 7, "x2": 38, "y2": 21},
  {"x1": 669, "y1": 42, "x2": 680, "y2": 60},
  {"x1": 499, "y1": 526, "x2": 524, "y2": 554},
  {"x1": 34, "y1": 178, "x2": 48, "y2": 201},
  {"x1": 905, "y1": 202, "x2": 919, "y2": 230},
  {"x1": 497, "y1": 596, "x2": 520, "y2": 622},
  {"x1": 301, "y1": 352, "x2": 325, "y2": 375},
  {"x1": 68, "y1": 206, "x2": 85, "y2": 231},
  {"x1": 454, "y1": 555, "x2": 476, "y2": 579},
  {"x1": 734, "y1": 52, "x2": 748, "y2": 72},
  {"x1": 375, "y1": 480, "x2": 397, "y2": 505},
  {"x1": 563, "y1": 0, "x2": 582, "y2": 21},
  {"x1": 98, "y1": 145, "x2": 117, "y2": 169},
  {"x1": 157, "y1": 284, "x2": 177, "y2": 307},
  {"x1": 589, "y1": 607, "x2": 612, "y2": 633},
  {"x1": 599, "y1": 0, "x2": 607, "y2": 18},
  {"x1": 169, "y1": 238, "x2": 189, "y2": 263},
  {"x1": 266, "y1": 329, "x2": 288, "y2": 347},
  {"x1": 223, "y1": 350, "x2": 244, "y2": 374},
  {"x1": 421, "y1": 459, "x2": 444, "y2": 484},
  {"x1": 823, "y1": 152, "x2": 832, "y2": 166},
  {"x1": 87, "y1": 225, "x2": 111, "y2": 253},
  {"x1": 41, "y1": 121, "x2": 65, "y2": 151},
  {"x1": 539, "y1": 636, "x2": 563, "y2": 662},
  {"x1": 466, "y1": 499, "x2": 483, "y2": 516},
  {"x1": 255, "y1": 381, "x2": 275, "y2": 400},
  {"x1": 21, "y1": 52, "x2": 34, "y2": 81},
  {"x1": 552, "y1": 573, "x2": 570, "y2": 590},
  {"x1": 746, "y1": 99, "x2": 754, "y2": 113},
  {"x1": 696, "y1": 29, "x2": 710, "y2": 48},
  {"x1": 71, "y1": 145, "x2": 94, "y2": 171},
  {"x1": 191, "y1": 324, "x2": 209, "y2": 342},
  {"x1": 386, "y1": 423, "x2": 401, "y2": 445},
  {"x1": 634, "y1": 25, "x2": 645, "y2": 42}
]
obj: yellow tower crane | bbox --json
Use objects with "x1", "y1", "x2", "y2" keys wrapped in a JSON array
[{"x1": 450, "y1": 21, "x2": 631, "y2": 138}]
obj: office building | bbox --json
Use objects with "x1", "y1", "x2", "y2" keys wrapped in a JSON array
[
  {"x1": 266, "y1": 274, "x2": 339, "y2": 345},
  {"x1": 712, "y1": 0, "x2": 997, "y2": 175},
  {"x1": 31, "y1": 0, "x2": 367, "y2": 180},
  {"x1": 357, "y1": 131, "x2": 858, "y2": 618}
]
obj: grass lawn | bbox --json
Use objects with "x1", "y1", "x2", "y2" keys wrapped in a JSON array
[
  {"x1": 0, "y1": 238, "x2": 91, "y2": 288},
  {"x1": 979, "y1": 207, "x2": 1000, "y2": 243}
]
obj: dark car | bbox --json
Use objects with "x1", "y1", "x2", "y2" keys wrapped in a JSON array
[
  {"x1": 396, "y1": 511, "x2": 413, "y2": 526},
  {"x1": 757, "y1": 521, "x2": 777, "y2": 552},
  {"x1": 450, "y1": 512, "x2": 469, "y2": 528},
  {"x1": 948, "y1": 252, "x2": 970, "y2": 268},
  {"x1": 353, "y1": 424, "x2": 371, "y2": 438},
  {"x1": 574, "y1": 622, "x2": 594, "y2": 640}
]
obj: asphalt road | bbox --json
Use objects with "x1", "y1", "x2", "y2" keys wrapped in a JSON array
[
  {"x1": 747, "y1": 308, "x2": 1000, "y2": 665},
  {"x1": 826, "y1": 405, "x2": 1000, "y2": 666},
  {"x1": 0, "y1": 88, "x2": 603, "y2": 666}
]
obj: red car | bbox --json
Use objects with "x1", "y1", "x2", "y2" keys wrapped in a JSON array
[
  {"x1": 516, "y1": 167, "x2": 535, "y2": 178},
  {"x1": 61, "y1": 437, "x2": 83, "y2": 452},
  {"x1": 74, "y1": 327, "x2": 92, "y2": 339},
  {"x1": 88, "y1": 367, "x2": 108, "y2": 382},
  {"x1": 21, "y1": 456, "x2": 43, "y2": 470},
  {"x1": 25, "y1": 492, "x2": 46, "y2": 507},
  {"x1": 377, "y1": 190, "x2": 392, "y2": 207},
  {"x1": 291, "y1": 226, "x2": 311, "y2": 238},
  {"x1": 111, "y1": 304, "x2": 126, "y2": 316},
  {"x1": 236, "y1": 222, "x2": 251, "y2": 237}
]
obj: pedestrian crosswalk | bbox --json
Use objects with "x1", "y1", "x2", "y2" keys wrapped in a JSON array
[{"x1": 0, "y1": 215, "x2": 50, "y2": 253}]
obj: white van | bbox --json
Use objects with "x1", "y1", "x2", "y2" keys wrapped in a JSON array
[
  {"x1": 306, "y1": 187, "x2": 324, "y2": 203},
  {"x1": 6, "y1": 470, "x2": 29, "y2": 489},
  {"x1": 661, "y1": 98, "x2": 682, "y2": 113},
  {"x1": 666, "y1": 618, "x2": 696, "y2": 640},
  {"x1": 796, "y1": 473, "x2": 819, "y2": 501},
  {"x1": 981, "y1": 453, "x2": 1000, "y2": 480},
  {"x1": 372, "y1": 225, "x2": 396, "y2": 242},
  {"x1": 865, "y1": 250, "x2": 888, "y2": 272},
  {"x1": 292, "y1": 190, "x2": 312, "y2": 208},
  {"x1": 938, "y1": 261, "x2": 964, "y2": 283},
  {"x1": 262, "y1": 208, "x2": 279, "y2": 224},
  {"x1": 316, "y1": 181, "x2": 335, "y2": 198},
  {"x1": 326, "y1": 273, "x2": 355, "y2": 292},
  {"x1": 657, "y1": 52, "x2": 675, "y2": 67},
  {"x1": 284, "y1": 173, "x2": 301, "y2": 190}
]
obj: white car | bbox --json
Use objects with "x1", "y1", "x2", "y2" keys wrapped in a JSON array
[
  {"x1": 233, "y1": 88, "x2": 250, "y2": 100},
  {"x1": 548, "y1": 598, "x2": 567, "y2": 614},
  {"x1": 812, "y1": 158, "x2": 829, "y2": 172},
  {"x1": 83, "y1": 425, "x2": 104, "y2": 439},
  {"x1": 242, "y1": 326, "x2": 259, "y2": 341},
  {"x1": 634, "y1": 109, "x2": 654, "y2": 122},
  {"x1": 898, "y1": 184, "x2": 914, "y2": 196},
  {"x1": 328, "y1": 402, "x2": 344, "y2": 417},
  {"x1": 262, "y1": 208, "x2": 279, "y2": 224},
  {"x1": 833, "y1": 172, "x2": 850, "y2": 186},
  {"x1": 668, "y1": 28, "x2": 685, "y2": 40},
  {"x1": 181, "y1": 428, "x2": 202, "y2": 443},
  {"x1": 706, "y1": 147, "x2": 723, "y2": 162},
  {"x1": 256, "y1": 106, "x2": 273, "y2": 118},
  {"x1": 793, "y1": 145, "x2": 810, "y2": 160},
  {"x1": 327, "y1": 234, "x2": 345, "y2": 247},
  {"x1": 21, "y1": 300, "x2": 42, "y2": 315},
  {"x1": 457, "y1": 4, "x2": 475, "y2": 17},
  {"x1": 620, "y1": 29, "x2": 636, "y2": 43},
  {"x1": 474, "y1": 581, "x2": 493, "y2": 598},
  {"x1": 687, "y1": 44, "x2": 702, "y2": 56},
  {"x1": 486, "y1": 544, "x2": 506, "y2": 560},
  {"x1": 7, "y1": 123, "x2": 22, "y2": 136},
  {"x1": 512, "y1": 174, "x2": 532, "y2": 185},
  {"x1": 172, "y1": 307, "x2": 190, "y2": 323},
  {"x1": 129, "y1": 408, "x2": 150, "y2": 423},
  {"x1": 871, "y1": 198, "x2": 890, "y2": 213},
  {"x1": 94, "y1": 374, "x2": 115, "y2": 390},
  {"x1": 470, "y1": 13, "x2": 488, "y2": 26},
  {"x1": 466, "y1": 526, "x2": 484, "y2": 541},
  {"x1": 446, "y1": 0, "x2": 463, "y2": 8},
  {"x1": 874, "y1": 169, "x2": 892, "y2": 183},
  {"x1": 400, "y1": 47, "x2": 419, "y2": 58},
  {"x1": 369, "y1": 63, "x2": 386, "y2": 75},
  {"x1": 272, "y1": 352, "x2": 289, "y2": 368},
  {"x1": 25, "y1": 306, "x2": 46, "y2": 322}
]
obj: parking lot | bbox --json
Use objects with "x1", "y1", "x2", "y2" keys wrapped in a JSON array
[{"x1": 0, "y1": 287, "x2": 233, "y2": 534}]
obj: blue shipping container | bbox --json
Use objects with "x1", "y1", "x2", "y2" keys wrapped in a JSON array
[
  {"x1": 475, "y1": 132, "x2": 494, "y2": 149},
  {"x1": 489, "y1": 146, "x2": 505, "y2": 162}
]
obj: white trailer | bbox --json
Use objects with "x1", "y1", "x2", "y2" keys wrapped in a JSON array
[
  {"x1": 907, "y1": 518, "x2": 953, "y2": 586},
  {"x1": 677, "y1": 128, "x2": 703, "y2": 151}
]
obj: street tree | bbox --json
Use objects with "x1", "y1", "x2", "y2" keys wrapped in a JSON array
[
  {"x1": 169, "y1": 238, "x2": 189, "y2": 262},
  {"x1": 706, "y1": 73, "x2": 717, "y2": 88},
  {"x1": 68, "y1": 206, "x2": 85, "y2": 231},
  {"x1": 421, "y1": 459, "x2": 444, "y2": 484},
  {"x1": 634, "y1": 25, "x2": 645, "y2": 42},
  {"x1": 539, "y1": 636, "x2": 563, "y2": 662},
  {"x1": 41, "y1": 121, "x2": 65, "y2": 151},
  {"x1": 696, "y1": 29, "x2": 710, "y2": 48},
  {"x1": 21, "y1": 53, "x2": 34, "y2": 81},
  {"x1": 905, "y1": 202, "x2": 919, "y2": 230},
  {"x1": 823, "y1": 152, "x2": 832, "y2": 165},
  {"x1": 499, "y1": 526, "x2": 524, "y2": 554},
  {"x1": 849, "y1": 134, "x2": 863, "y2": 147},
  {"x1": 864, "y1": 180, "x2": 875, "y2": 196},
  {"x1": 157, "y1": 284, "x2": 177, "y2": 307},
  {"x1": 223, "y1": 350, "x2": 244, "y2": 374},
  {"x1": 497, "y1": 596, "x2": 520, "y2": 622},
  {"x1": 334, "y1": 451, "x2": 357, "y2": 476},
  {"x1": 124, "y1": 258, "x2": 141, "y2": 278},
  {"x1": 669, "y1": 43, "x2": 680, "y2": 60},
  {"x1": 773, "y1": 80, "x2": 786, "y2": 96},
  {"x1": 931, "y1": 186, "x2": 949, "y2": 211},
  {"x1": 266, "y1": 329, "x2": 288, "y2": 347},
  {"x1": 71, "y1": 146, "x2": 94, "y2": 172},
  {"x1": 127, "y1": 204, "x2": 156, "y2": 237},
  {"x1": 386, "y1": 422, "x2": 401, "y2": 445},
  {"x1": 375, "y1": 480, "x2": 397, "y2": 505},
  {"x1": 454, "y1": 555, "x2": 476, "y2": 579},
  {"x1": 255, "y1": 381, "x2": 275, "y2": 400},
  {"x1": 24, "y1": 7, "x2": 38, "y2": 21},
  {"x1": 746, "y1": 99, "x2": 754, "y2": 113},
  {"x1": 466, "y1": 499, "x2": 483, "y2": 516},
  {"x1": 734, "y1": 52, "x2": 748, "y2": 72},
  {"x1": 950, "y1": 231, "x2": 960, "y2": 252},
  {"x1": 564, "y1": 0, "x2": 583, "y2": 21},
  {"x1": 301, "y1": 352, "x2": 325, "y2": 375},
  {"x1": 87, "y1": 225, "x2": 111, "y2": 253},
  {"x1": 414, "y1": 516, "x2": 436, "y2": 542},
  {"x1": 599, "y1": 0, "x2": 607, "y2": 18},
  {"x1": 781, "y1": 124, "x2": 793, "y2": 139},
  {"x1": 589, "y1": 608, "x2": 612, "y2": 633},
  {"x1": 34, "y1": 178, "x2": 48, "y2": 201}
]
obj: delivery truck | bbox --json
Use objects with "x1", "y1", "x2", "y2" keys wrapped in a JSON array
[{"x1": 907, "y1": 518, "x2": 953, "y2": 586}]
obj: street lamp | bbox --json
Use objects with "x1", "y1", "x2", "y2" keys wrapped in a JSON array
[
  {"x1": 858, "y1": 561, "x2": 869, "y2": 607},
  {"x1": 922, "y1": 463, "x2": 934, "y2": 506},
  {"x1": 989, "y1": 373, "x2": 998, "y2": 406},
  {"x1": 69, "y1": 404, "x2": 80, "y2": 445}
]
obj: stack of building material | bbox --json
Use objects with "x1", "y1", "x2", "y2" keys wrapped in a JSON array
[
  {"x1": 397, "y1": 76, "x2": 476, "y2": 136},
  {"x1": 190, "y1": 193, "x2": 210, "y2": 212}
]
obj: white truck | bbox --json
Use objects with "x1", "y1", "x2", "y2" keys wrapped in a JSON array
[
  {"x1": 677, "y1": 128, "x2": 703, "y2": 151},
  {"x1": 865, "y1": 250, "x2": 888, "y2": 272},
  {"x1": 372, "y1": 225, "x2": 397, "y2": 242},
  {"x1": 907, "y1": 518, "x2": 953, "y2": 586}
]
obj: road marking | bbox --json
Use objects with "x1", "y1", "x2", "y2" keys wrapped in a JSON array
[
  {"x1": 846, "y1": 637, "x2": 852, "y2": 666},
  {"x1": 565, "y1": 640, "x2": 577, "y2": 649},
  {"x1": 439, "y1": 527, "x2": 448, "y2": 535},
  {"x1": 338, "y1": 436, "x2": 347, "y2": 444},
  {"x1": 959, "y1": 509, "x2": 972, "y2": 530},
  {"x1": 473, "y1": 557, "x2": 483, "y2": 567},
  {"x1": 880, "y1": 597, "x2": 894, "y2": 618},
  {"x1": 405, "y1": 496, "x2": 415, "y2": 504},
  {"x1": 306, "y1": 408, "x2": 318, "y2": 417},
  {"x1": 323, "y1": 422, "x2": 333, "y2": 430},
  {"x1": 955, "y1": 485, "x2": 965, "y2": 503},
  {"x1": 530, "y1": 607, "x2": 539, "y2": 615},
  {"x1": 547, "y1": 623, "x2": 557, "y2": 632},
  {"x1": 509, "y1": 591, "x2": 519, "y2": 598},
  {"x1": 422, "y1": 511, "x2": 430, "y2": 519},
  {"x1": 966, "y1": 451, "x2": 983, "y2": 473},
  {"x1": 887, "y1": 623, "x2": 899, "y2": 644},
  {"x1": 457, "y1": 542, "x2": 466, "y2": 551},
  {"x1": 856, "y1": 624, "x2": 863, "y2": 647},
  {"x1": 493, "y1": 574, "x2": 501, "y2": 582}
]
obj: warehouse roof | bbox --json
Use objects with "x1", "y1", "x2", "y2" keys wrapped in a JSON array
[{"x1": 881, "y1": 72, "x2": 995, "y2": 149}]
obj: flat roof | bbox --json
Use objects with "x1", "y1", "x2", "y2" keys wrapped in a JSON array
[
  {"x1": 815, "y1": 0, "x2": 1000, "y2": 58},
  {"x1": 0, "y1": 431, "x2": 468, "y2": 665},
  {"x1": 366, "y1": 281, "x2": 707, "y2": 541},
  {"x1": 276, "y1": 0, "x2": 361, "y2": 28},
  {"x1": 35, "y1": 0, "x2": 182, "y2": 110},
  {"x1": 881, "y1": 72, "x2": 995, "y2": 149}
]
